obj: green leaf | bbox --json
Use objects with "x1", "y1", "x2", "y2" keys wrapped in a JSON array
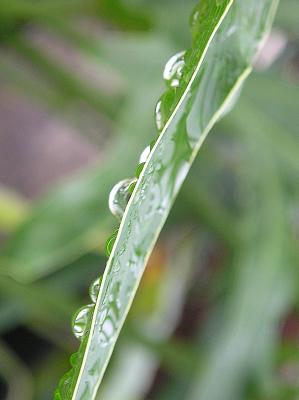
[{"x1": 54, "y1": 0, "x2": 281, "y2": 398}]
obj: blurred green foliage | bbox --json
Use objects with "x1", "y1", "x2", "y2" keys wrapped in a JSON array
[{"x1": 0, "y1": 0, "x2": 298, "y2": 399}]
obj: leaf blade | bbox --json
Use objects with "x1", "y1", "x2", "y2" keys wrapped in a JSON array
[
  {"x1": 60, "y1": 1, "x2": 235, "y2": 399},
  {"x1": 55, "y1": 0, "x2": 280, "y2": 398}
]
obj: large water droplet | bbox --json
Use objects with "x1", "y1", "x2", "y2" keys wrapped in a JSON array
[
  {"x1": 109, "y1": 178, "x2": 136, "y2": 220},
  {"x1": 139, "y1": 146, "x2": 151, "y2": 164},
  {"x1": 72, "y1": 305, "x2": 94, "y2": 341},
  {"x1": 89, "y1": 276, "x2": 102, "y2": 303},
  {"x1": 163, "y1": 51, "x2": 186, "y2": 88}
]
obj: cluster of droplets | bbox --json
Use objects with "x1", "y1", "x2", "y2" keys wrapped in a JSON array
[
  {"x1": 72, "y1": 277, "x2": 102, "y2": 340},
  {"x1": 59, "y1": 50, "x2": 189, "y2": 400},
  {"x1": 70, "y1": 151, "x2": 154, "y2": 344},
  {"x1": 155, "y1": 50, "x2": 188, "y2": 133},
  {"x1": 54, "y1": 280, "x2": 104, "y2": 399},
  {"x1": 56, "y1": 3, "x2": 204, "y2": 398},
  {"x1": 71, "y1": 48, "x2": 189, "y2": 344}
]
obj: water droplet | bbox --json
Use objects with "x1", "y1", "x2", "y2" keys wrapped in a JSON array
[
  {"x1": 106, "y1": 229, "x2": 118, "y2": 257},
  {"x1": 155, "y1": 90, "x2": 175, "y2": 131},
  {"x1": 155, "y1": 99, "x2": 163, "y2": 131},
  {"x1": 163, "y1": 51, "x2": 186, "y2": 88},
  {"x1": 139, "y1": 145, "x2": 151, "y2": 164},
  {"x1": 56, "y1": 369, "x2": 74, "y2": 399},
  {"x1": 89, "y1": 276, "x2": 102, "y2": 303},
  {"x1": 109, "y1": 178, "x2": 136, "y2": 220},
  {"x1": 72, "y1": 305, "x2": 94, "y2": 341}
]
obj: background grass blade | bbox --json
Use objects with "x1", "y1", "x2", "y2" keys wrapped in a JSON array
[
  {"x1": 187, "y1": 98, "x2": 296, "y2": 400},
  {"x1": 0, "y1": 34, "x2": 171, "y2": 282}
]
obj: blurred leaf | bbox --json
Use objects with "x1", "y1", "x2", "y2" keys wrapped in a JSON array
[
  {"x1": 0, "y1": 275, "x2": 78, "y2": 328},
  {"x1": 0, "y1": 35, "x2": 168, "y2": 282},
  {"x1": 0, "y1": 0, "x2": 93, "y2": 19},
  {"x1": 0, "y1": 300, "x2": 23, "y2": 333},
  {"x1": 7, "y1": 36, "x2": 121, "y2": 119},
  {"x1": 276, "y1": 0, "x2": 299, "y2": 36},
  {"x1": 246, "y1": 72, "x2": 299, "y2": 139},
  {"x1": 0, "y1": 340, "x2": 33, "y2": 400},
  {"x1": 0, "y1": 186, "x2": 28, "y2": 232},
  {"x1": 180, "y1": 179, "x2": 238, "y2": 248},
  {"x1": 33, "y1": 351, "x2": 71, "y2": 400},
  {"x1": 187, "y1": 98, "x2": 297, "y2": 400}
]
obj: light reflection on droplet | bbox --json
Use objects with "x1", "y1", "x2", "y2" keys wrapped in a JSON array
[
  {"x1": 89, "y1": 277, "x2": 103, "y2": 303},
  {"x1": 155, "y1": 99, "x2": 163, "y2": 131},
  {"x1": 163, "y1": 51, "x2": 186, "y2": 88},
  {"x1": 109, "y1": 178, "x2": 136, "y2": 220},
  {"x1": 72, "y1": 305, "x2": 94, "y2": 341},
  {"x1": 139, "y1": 146, "x2": 151, "y2": 164}
]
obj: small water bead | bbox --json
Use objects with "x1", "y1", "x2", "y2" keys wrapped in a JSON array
[
  {"x1": 155, "y1": 90, "x2": 175, "y2": 132},
  {"x1": 105, "y1": 229, "x2": 119, "y2": 257},
  {"x1": 72, "y1": 304, "x2": 94, "y2": 341},
  {"x1": 163, "y1": 51, "x2": 186, "y2": 88},
  {"x1": 155, "y1": 99, "x2": 163, "y2": 131},
  {"x1": 109, "y1": 178, "x2": 136, "y2": 220},
  {"x1": 139, "y1": 145, "x2": 151, "y2": 164},
  {"x1": 89, "y1": 276, "x2": 102, "y2": 303}
]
